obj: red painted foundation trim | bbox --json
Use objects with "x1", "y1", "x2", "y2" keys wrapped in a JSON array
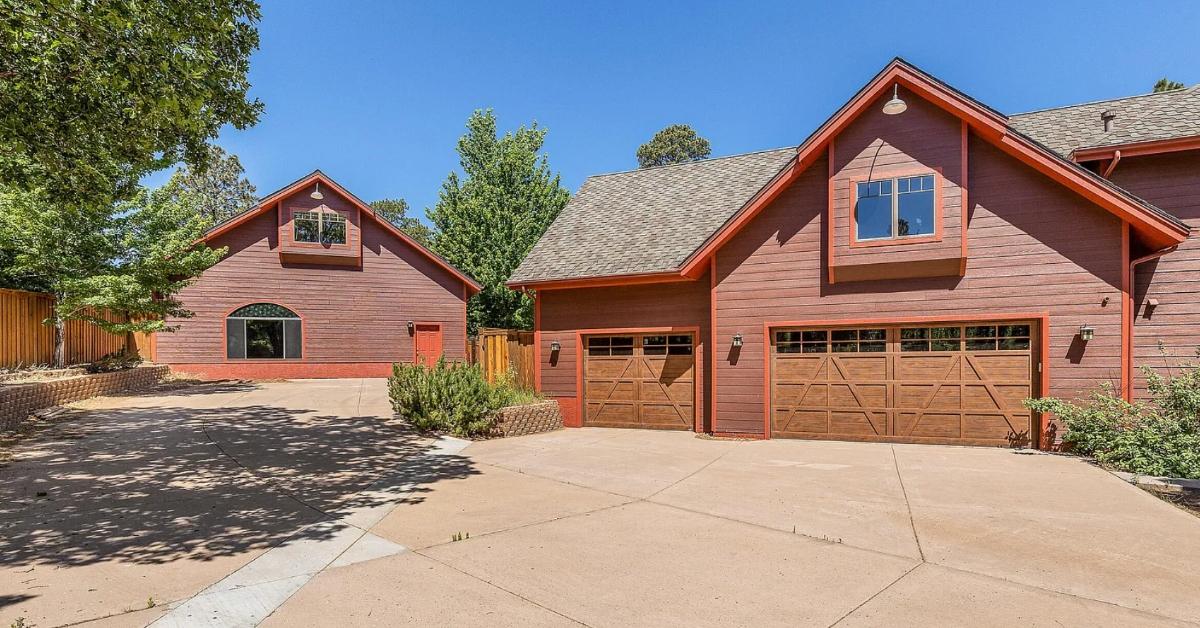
[
  {"x1": 166, "y1": 362, "x2": 397, "y2": 380},
  {"x1": 552, "y1": 396, "x2": 582, "y2": 427}
]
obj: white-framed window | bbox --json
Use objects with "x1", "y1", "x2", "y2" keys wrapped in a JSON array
[
  {"x1": 294, "y1": 210, "x2": 347, "y2": 245},
  {"x1": 226, "y1": 303, "x2": 302, "y2": 359},
  {"x1": 855, "y1": 174, "x2": 937, "y2": 241}
]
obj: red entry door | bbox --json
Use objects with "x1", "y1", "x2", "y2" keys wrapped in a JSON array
[{"x1": 414, "y1": 324, "x2": 443, "y2": 366}]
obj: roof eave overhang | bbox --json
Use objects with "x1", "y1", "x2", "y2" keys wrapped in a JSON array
[
  {"x1": 675, "y1": 59, "x2": 1188, "y2": 276},
  {"x1": 199, "y1": 170, "x2": 482, "y2": 294},
  {"x1": 1071, "y1": 135, "x2": 1200, "y2": 162}
]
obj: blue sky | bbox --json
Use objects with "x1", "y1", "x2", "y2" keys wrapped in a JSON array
[{"x1": 151, "y1": 0, "x2": 1200, "y2": 225}]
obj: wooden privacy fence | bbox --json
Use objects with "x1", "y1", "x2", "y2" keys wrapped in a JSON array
[
  {"x1": 0, "y1": 289, "x2": 148, "y2": 368},
  {"x1": 470, "y1": 328, "x2": 535, "y2": 389}
]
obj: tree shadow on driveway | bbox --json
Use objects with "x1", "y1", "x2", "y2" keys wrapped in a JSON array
[{"x1": 0, "y1": 399, "x2": 476, "y2": 579}]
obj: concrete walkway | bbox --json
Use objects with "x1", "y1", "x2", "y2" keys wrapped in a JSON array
[{"x1": 3, "y1": 379, "x2": 1200, "y2": 626}]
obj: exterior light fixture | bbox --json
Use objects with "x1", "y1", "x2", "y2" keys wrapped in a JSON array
[
  {"x1": 310, "y1": 182, "x2": 324, "y2": 200},
  {"x1": 1078, "y1": 324, "x2": 1095, "y2": 342},
  {"x1": 549, "y1": 340, "x2": 562, "y2": 353},
  {"x1": 406, "y1": 320, "x2": 415, "y2": 333},
  {"x1": 732, "y1": 333, "x2": 743, "y2": 348},
  {"x1": 882, "y1": 84, "x2": 907, "y2": 115}
]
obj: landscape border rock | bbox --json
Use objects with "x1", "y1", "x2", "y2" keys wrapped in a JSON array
[
  {"x1": 490, "y1": 399, "x2": 563, "y2": 438},
  {"x1": 1110, "y1": 470, "x2": 1200, "y2": 495},
  {"x1": 0, "y1": 365, "x2": 169, "y2": 431}
]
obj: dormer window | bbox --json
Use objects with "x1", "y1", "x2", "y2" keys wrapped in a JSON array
[
  {"x1": 294, "y1": 209, "x2": 347, "y2": 245},
  {"x1": 854, "y1": 174, "x2": 937, "y2": 241}
]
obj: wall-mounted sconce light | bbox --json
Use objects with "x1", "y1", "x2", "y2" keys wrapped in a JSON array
[
  {"x1": 406, "y1": 320, "x2": 415, "y2": 333},
  {"x1": 549, "y1": 340, "x2": 562, "y2": 353},
  {"x1": 1078, "y1": 324, "x2": 1095, "y2": 342},
  {"x1": 310, "y1": 182, "x2": 324, "y2": 200},
  {"x1": 732, "y1": 333, "x2": 743, "y2": 348},
  {"x1": 1147, "y1": 298, "x2": 1160, "y2": 308}
]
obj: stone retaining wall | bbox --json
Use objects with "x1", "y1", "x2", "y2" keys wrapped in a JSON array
[
  {"x1": 491, "y1": 400, "x2": 563, "y2": 438},
  {"x1": 0, "y1": 365, "x2": 168, "y2": 430}
]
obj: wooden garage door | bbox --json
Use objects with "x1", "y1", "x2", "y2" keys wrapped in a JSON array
[
  {"x1": 584, "y1": 334, "x2": 694, "y2": 430},
  {"x1": 770, "y1": 323, "x2": 1035, "y2": 446}
]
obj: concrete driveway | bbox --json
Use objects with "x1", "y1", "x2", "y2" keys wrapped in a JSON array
[{"x1": 3, "y1": 379, "x2": 1200, "y2": 627}]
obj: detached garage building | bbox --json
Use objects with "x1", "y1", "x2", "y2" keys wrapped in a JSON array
[
  {"x1": 159, "y1": 171, "x2": 480, "y2": 379},
  {"x1": 509, "y1": 59, "x2": 1200, "y2": 449}
]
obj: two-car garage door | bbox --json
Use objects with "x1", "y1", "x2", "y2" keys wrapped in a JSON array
[{"x1": 770, "y1": 322, "x2": 1036, "y2": 447}]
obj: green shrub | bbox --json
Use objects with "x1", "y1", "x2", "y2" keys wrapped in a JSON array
[
  {"x1": 1025, "y1": 365, "x2": 1200, "y2": 479},
  {"x1": 388, "y1": 358, "x2": 538, "y2": 437}
]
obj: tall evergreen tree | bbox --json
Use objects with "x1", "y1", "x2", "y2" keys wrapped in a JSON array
[
  {"x1": 371, "y1": 198, "x2": 435, "y2": 247},
  {"x1": 1153, "y1": 78, "x2": 1186, "y2": 93},
  {"x1": 429, "y1": 110, "x2": 569, "y2": 333},
  {"x1": 170, "y1": 145, "x2": 257, "y2": 224},
  {"x1": 636, "y1": 124, "x2": 712, "y2": 168}
]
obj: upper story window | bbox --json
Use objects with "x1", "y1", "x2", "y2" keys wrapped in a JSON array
[
  {"x1": 294, "y1": 209, "x2": 347, "y2": 245},
  {"x1": 855, "y1": 174, "x2": 937, "y2": 241}
]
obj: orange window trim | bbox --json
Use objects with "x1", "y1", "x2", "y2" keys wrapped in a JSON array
[{"x1": 846, "y1": 167, "x2": 945, "y2": 248}]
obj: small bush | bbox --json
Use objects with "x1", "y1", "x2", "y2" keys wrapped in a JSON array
[
  {"x1": 1025, "y1": 365, "x2": 1200, "y2": 479},
  {"x1": 388, "y1": 358, "x2": 537, "y2": 437},
  {"x1": 85, "y1": 348, "x2": 143, "y2": 374}
]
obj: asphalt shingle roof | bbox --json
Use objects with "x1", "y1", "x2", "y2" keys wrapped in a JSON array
[
  {"x1": 1010, "y1": 85, "x2": 1200, "y2": 157},
  {"x1": 513, "y1": 79, "x2": 1198, "y2": 285},
  {"x1": 509, "y1": 147, "x2": 796, "y2": 283}
]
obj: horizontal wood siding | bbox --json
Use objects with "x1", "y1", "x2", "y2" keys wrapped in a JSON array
[
  {"x1": 1109, "y1": 151, "x2": 1200, "y2": 397},
  {"x1": 157, "y1": 189, "x2": 467, "y2": 369},
  {"x1": 831, "y1": 86, "x2": 963, "y2": 270},
  {"x1": 714, "y1": 135, "x2": 1124, "y2": 435},
  {"x1": 538, "y1": 276, "x2": 711, "y2": 429}
]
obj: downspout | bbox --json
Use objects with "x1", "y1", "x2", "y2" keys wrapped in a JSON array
[
  {"x1": 1126, "y1": 244, "x2": 1177, "y2": 400},
  {"x1": 1101, "y1": 150, "x2": 1122, "y2": 178}
]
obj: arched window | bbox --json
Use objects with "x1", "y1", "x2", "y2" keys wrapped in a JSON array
[{"x1": 226, "y1": 303, "x2": 301, "y2": 359}]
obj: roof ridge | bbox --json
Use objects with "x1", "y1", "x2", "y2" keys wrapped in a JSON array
[
  {"x1": 587, "y1": 145, "x2": 797, "y2": 179},
  {"x1": 1010, "y1": 84, "x2": 1196, "y2": 117}
]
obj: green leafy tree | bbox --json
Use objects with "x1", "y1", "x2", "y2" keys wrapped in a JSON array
[
  {"x1": 0, "y1": 0, "x2": 263, "y2": 208},
  {"x1": 170, "y1": 145, "x2": 258, "y2": 224},
  {"x1": 429, "y1": 110, "x2": 569, "y2": 333},
  {"x1": 371, "y1": 198, "x2": 435, "y2": 247},
  {"x1": 636, "y1": 124, "x2": 712, "y2": 168},
  {"x1": 1153, "y1": 78, "x2": 1186, "y2": 93},
  {"x1": 0, "y1": 183, "x2": 225, "y2": 366}
]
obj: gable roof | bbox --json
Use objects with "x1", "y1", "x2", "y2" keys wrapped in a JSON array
[
  {"x1": 204, "y1": 171, "x2": 481, "y2": 293},
  {"x1": 1009, "y1": 85, "x2": 1200, "y2": 158},
  {"x1": 510, "y1": 58, "x2": 1190, "y2": 288},
  {"x1": 507, "y1": 147, "x2": 797, "y2": 286}
]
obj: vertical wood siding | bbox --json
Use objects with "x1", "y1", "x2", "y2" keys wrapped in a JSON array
[
  {"x1": 1109, "y1": 150, "x2": 1200, "y2": 397},
  {"x1": 712, "y1": 135, "x2": 1124, "y2": 435},
  {"x1": 156, "y1": 189, "x2": 468, "y2": 370},
  {"x1": 0, "y1": 289, "x2": 130, "y2": 368},
  {"x1": 538, "y1": 275, "x2": 711, "y2": 429}
]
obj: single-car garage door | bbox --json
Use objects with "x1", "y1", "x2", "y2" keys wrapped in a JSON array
[
  {"x1": 584, "y1": 333, "x2": 695, "y2": 430},
  {"x1": 770, "y1": 322, "x2": 1036, "y2": 446}
]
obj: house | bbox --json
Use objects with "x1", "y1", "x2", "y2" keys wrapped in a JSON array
[
  {"x1": 157, "y1": 171, "x2": 480, "y2": 379},
  {"x1": 509, "y1": 58, "x2": 1200, "y2": 449}
]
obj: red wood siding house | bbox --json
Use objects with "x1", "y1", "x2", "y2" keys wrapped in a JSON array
[
  {"x1": 511, "y1": 58, "x2": 1199, "y2": 449},
  {"x1": 158, "y1": 171, "x2": 480, "y2": 379}
]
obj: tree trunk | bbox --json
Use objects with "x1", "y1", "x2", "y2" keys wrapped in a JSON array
[{"x1": 53, "y1": 313, "x2": 66, "y2": 368}]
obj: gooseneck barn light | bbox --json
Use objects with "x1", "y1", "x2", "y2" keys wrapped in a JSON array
[
  {"x1": 882, "y1": 84, "x2": 908, "y2": 115},
  {"x1": 310, "y1": 182, "x2": 324, "y2": 200}
]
